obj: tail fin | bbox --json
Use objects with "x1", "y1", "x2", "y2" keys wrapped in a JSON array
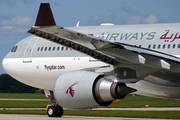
[{"x1": 35, "y1": 3, "x2": 56, "y2": 26}]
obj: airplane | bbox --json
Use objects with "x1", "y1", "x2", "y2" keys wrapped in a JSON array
[{"x1": 2, "y1": 3, "x2": 180, "y2": 117}]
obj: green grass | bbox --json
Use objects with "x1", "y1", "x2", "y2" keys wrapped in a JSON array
[
  {"x1": 108, "y1": 95, "x2": 180, "y2": 108},
  {"x1": 0, "y1": 110, "x2": 180, "y2": 119},
  {"x1": 0, "y1": 109, "x2": 46, "y2": 115},
  {"x1": 0, "y1": 93, "x2": 46, "y2": 99},
  {"x1": 0, "y1": 94, "x2": 180, "y2": 108},
  {"x1": 0, "y1": 100, "x2": 50, "y2": 108},
  {"x1": 0, "y1": 93, "x2": 180, "y2": 118}
]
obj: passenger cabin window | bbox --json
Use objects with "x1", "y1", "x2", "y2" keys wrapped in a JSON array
[
  {"x1": 145, "y1": 44, "x2": 180, "y2": 50},
  {"x1": 11, "y1": 45, "x2": 18, "y2": 52},
  {"x1": 168, "y1": 44, "x2": 170, "y2": 49},
  {"x1": 45, "y1": 47, "x2": 47, "y2": 51},
  {"x1": 57, "y1": 47, "x2": 60, "y2": 51},
  {"x1": 178, "y1": 44, "x2": 180, "y2": 48},
  {"x1": 37, "y1": 47, "x2": 40, "y2": 51},
  {"x1": 173, "y1": 44, "x2": 176, "y2": 48},
  {"x1": 163, "y1": 44, "x2": 166, "y2": 49},
  {"x1": 53, "y1": 47, "x2": 55, "y2": 51},
  {"x1": 36, "y1": 46, "x2": 73, "y2": 52}
]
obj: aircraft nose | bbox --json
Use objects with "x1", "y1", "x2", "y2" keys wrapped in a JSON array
[
  {"x1": 2, "y1": 56, "x2": 16, "y2": 76},
  {"x1": 2, "y1": 57, "x2": 11, "y2": 74},
  {"x1": 2, "y1": 56, "x2": 20, "y2": 80}
]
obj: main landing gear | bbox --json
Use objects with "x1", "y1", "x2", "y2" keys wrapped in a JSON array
[
  {"x1": 47, "y1": 105, "x2": 63, "y2": 117},
  {"x1": 45, "y1": 90, "x2": 64, "y2": 117}
]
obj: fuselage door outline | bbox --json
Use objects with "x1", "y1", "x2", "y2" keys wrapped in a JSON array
[{"x1": 23, "y1": 37, "x2": 39, "y2": 63}]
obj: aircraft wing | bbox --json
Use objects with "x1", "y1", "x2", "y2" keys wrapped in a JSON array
[{"x1": 28, "y1": 3, "x2": 180, "y2": 83}]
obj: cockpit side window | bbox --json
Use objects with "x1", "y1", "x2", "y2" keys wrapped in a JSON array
[{"x1": 11, "y1": 45, "x2": 18, "y2": 52}]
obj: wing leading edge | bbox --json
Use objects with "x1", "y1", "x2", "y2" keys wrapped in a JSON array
[{"x1": 28, "y1": 3, "x2": 180, "y2": 83}]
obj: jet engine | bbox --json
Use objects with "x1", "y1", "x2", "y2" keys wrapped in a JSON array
[{"x1": 53, "y1": 70, "x2": 136, "y2": 109}]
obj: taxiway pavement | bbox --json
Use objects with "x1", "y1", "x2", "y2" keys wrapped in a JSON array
[{"x1": 0, "y1": 114, "x2": 176, "y2": 120}]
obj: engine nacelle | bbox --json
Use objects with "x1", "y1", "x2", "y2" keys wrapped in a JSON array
[{"x1": 53, "y1": 70, "x2": 136, "y2": 109}]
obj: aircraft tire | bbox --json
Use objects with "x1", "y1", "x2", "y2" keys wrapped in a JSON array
[
  {"x1": 47, "y1": 106, "x2": 57, "y2": 117},
  {"x1": 56, "y1": 106, "x2": 63, "y2": 117}
]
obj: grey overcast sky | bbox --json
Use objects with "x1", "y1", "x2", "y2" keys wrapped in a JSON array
[{"x1": 0, "y1": 0, "x2": 180, "y2": 73}]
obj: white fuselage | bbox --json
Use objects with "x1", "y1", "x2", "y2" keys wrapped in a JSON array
[{"x1": 2, "y1": 23, "x2": 180, "y2": 99}]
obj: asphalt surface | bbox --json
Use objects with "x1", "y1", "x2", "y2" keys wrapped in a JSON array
[{"x1": 0, "y1": 114, "x2": 176, "y2": 120}]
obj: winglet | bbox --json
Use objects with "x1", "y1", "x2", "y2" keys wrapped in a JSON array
[{"x1": 35, "y1": 3, "x2": 56, "y2": 26}]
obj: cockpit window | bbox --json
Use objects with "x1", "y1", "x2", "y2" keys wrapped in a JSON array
[{"x1": 11, "y1": 45, "x2": 18, "y2": 52}]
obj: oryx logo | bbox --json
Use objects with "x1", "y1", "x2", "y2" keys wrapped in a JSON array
[{"x1": 66, "y1": 81, "x2": 78, "y2": 97}]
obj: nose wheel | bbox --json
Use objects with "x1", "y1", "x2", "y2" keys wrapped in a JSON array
[{"x1": 47, "y1": 105, "x2": 63, "y2": 117}]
